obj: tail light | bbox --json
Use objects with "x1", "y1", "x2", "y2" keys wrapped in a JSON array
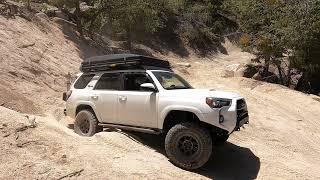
[{"x1": 63, "y1": 90, "x2": 72, "y2": 101}]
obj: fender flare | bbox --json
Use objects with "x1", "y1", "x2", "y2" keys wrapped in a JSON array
[
  {"x1": 75, "y1": 101, "x2": 102, "y2": 122},
  {"x1": 159, "y1": 105, "x2": 205, "y2": 129}
]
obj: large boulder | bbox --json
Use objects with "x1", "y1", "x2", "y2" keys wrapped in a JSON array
[
  {"x1": 223, "y1": 63, "x2": 242, "y2": 77},
  {"x1": 289, "y1": 69, "x2": 303, "y2": 89},
  {"x1": 35, "y1": 12, "x2": 49, "y2": 20},
  {"x1": 42, "y1": 4, "x2": 58, "y2": 17},
  {"x1": 252, "y1": 72, "x2": 263, "y2": 81},
  {"x1": 54, "y1": 10, "x2": 68, "y2": 20},
  {"x1": 243, "y1": 64, "x2": 261, "y2": 78}
]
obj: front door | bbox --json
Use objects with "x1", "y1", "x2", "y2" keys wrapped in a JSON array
[{"x1": 117, "y1": 72, "x2": 158, "y2": 128}]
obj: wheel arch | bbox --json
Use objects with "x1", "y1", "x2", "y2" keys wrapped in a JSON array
[
  {"x1": 160, "y1": 106, "x2": 213, "y2": 132},
  {"x1": 75, "y1": 102, "x2": 101, "y2": 122}
]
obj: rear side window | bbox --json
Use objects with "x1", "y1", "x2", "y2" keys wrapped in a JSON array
[
  {"x1": 74, "y1": 74, "x2": 95, "y2": 89},
  {"x1": 95, "y1": 73, "x2": 121, "y2": 90}
]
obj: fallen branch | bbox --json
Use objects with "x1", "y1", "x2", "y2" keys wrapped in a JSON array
[
  {"x1": 3, "y1": 133, "x2": 10, "y2": 137},
  {"x1": 3, "y1": 123, "x2": 37, "y2": 138},
  {"x1": 16, "y1": 125, "x2": 29, "y2": 132},
  {"x1": 16, "y1": 140, "x2": 38, "y2": 148},
  {"x1": 18, "y1": 42, "x2": 35, "y2": 48},
  {"x1": 57, "y1": 169, "x2": 84, "y2": 180},
  {"x1": 262, "y1": 74, "x2": 278, "y2": 80},
  {"x1": 16, "y1": 140, "x2": 44, "y2": 148},
  {"x1": 15, "y1": 124, "x2": 36, "y2": 133}
]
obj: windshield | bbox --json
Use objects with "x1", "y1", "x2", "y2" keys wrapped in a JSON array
[{"x1": 152, "y1": 71, "x2": 193, "y2": 90}]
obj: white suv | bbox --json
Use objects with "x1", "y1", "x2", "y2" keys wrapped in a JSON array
[{"x1": 63, "y1": 54, "x2": 249, "y2": 170}]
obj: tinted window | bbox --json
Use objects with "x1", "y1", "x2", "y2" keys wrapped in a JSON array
[
  {"x1": 74, "y1": 74, "x2": 95, "y2": 89},
  {"x1": 124, "y1": 73, "x2": 153, "y2": 91},
  {"x1": 95, "y1": 73, "x2": 121, "y2": 90}
]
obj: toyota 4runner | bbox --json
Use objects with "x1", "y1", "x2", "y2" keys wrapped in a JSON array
[{"x1": 63, "y1": 54, "x2": 249, "y2": 170}]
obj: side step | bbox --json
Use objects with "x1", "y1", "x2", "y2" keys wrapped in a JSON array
[{"x1": 98, "y1": 123, "x2": 162, "y2": 135}]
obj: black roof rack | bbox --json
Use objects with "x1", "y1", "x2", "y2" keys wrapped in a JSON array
[{"x1": 80, "y1": 54, "x2": 171, "y2": 73}]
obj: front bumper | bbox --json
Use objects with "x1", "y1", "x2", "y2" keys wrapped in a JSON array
[
  {"x1": 235, "y1": 114, "x2": 249, "y2": 131},
  {"x1": 234, "y1": 98, "x2": 249, "y2": 131}
]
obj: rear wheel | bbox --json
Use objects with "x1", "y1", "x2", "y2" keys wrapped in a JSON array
[
  {"x1": 74, "y1": 109, "x2": 102, "y2": 136},
  {"x1": 165, "y1": 122, "x2": 212, "y2": 170}
]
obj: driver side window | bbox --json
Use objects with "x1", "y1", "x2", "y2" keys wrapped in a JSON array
[{"x1": 123, "y1": 73, "x2": 153, "y2": 91}]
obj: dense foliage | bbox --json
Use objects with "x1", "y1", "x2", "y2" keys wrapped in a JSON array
[
  {"x1": 49, "y1": 0, "x2": 232, "y2": 50},
  {"x1": 47, "y1": 0, "x2": 320, "y2": 94},
  {"x1": 225, "y1": 0, "x2": 320, "y2": 93}
]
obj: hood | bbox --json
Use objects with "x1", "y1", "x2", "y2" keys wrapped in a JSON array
[{"x1": 162, "y1": 89, "x2": 241, "y2": 99}]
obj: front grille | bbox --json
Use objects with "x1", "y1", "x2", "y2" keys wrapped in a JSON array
[
  {"x1": 236, "y1": 99, "x2": 248, "y2": 121},
  {"x1": 237, "y1": 99, "x2": 246, "y2": 110},
  {"x1": 234, "y1": 99, "x2": 249, "y2": 130}
]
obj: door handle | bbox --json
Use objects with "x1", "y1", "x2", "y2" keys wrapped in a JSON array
[
  {"x1": 91, "y1": 95, "x2": 99, "y2": 100},
  {"x1": 119, "y1": 96, "x2": 127, "y2": 101}
]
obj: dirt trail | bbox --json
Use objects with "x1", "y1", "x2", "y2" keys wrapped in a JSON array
[
  {"x1": 1, "y1": 16, "x2": 320, "y2": 179},
  {"x1": 1, "y1": 107, "x2": 251, "y2": 179}
]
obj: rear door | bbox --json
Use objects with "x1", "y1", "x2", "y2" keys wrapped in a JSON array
[
  {"x1": 90, "y1": 73, "x2": 121, "y2": 123},
  {"x1": 117, "y1": 72, "x2": 158, "y2": 128}
]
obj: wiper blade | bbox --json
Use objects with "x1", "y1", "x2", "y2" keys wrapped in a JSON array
[{"x1": 166, "y1": 86, "x2": 190, "y2": 90}]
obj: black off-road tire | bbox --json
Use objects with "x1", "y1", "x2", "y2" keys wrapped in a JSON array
[
  {"x1": 214, "y1": 134, "x2": 229, "y2": 146},
  {"x1": 165, "y1": 122, "x2": 212, "y2": 170},
  {"x1": 74, "y1": 109, "x2": 102, "y2": 137}
]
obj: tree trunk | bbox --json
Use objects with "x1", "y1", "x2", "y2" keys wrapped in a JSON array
[
  {"x1": 26, "y1": 0, "x2": 31, "y2": 10},
  {"x1": 126, "y1": 28, "x2": 132, "y2": 52},
  {"x1": 275, "y1": 61, "x2": 284, "y2": 85},
  {"x1": 286, "y1": 62, "x2": 292, "y2": 87},
  {"x1": 263, "y1": 56, "x2": 270, "y2": 76},
  {"x1": 74, "y1": 1, "x2": 83, "y2": 37},
  {"x1": 296, "y1": 71, "x2": 308, "y2": 92}
]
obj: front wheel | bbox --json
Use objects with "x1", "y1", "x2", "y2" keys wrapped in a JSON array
[
  {"x1": 165, "y1": 123, "x2": 212, "y2": 170},
  {"x1": 214, "y1": 133, "x2": 229, "y2": 145}
]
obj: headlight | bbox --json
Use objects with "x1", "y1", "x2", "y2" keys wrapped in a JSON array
[{"x1": 206, "y1": 97, "x2": 231, "y2": 108}]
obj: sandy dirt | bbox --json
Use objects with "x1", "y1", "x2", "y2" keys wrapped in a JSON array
[{"x1": 1, "y1": 16, "x2": 320, "y2": 179}]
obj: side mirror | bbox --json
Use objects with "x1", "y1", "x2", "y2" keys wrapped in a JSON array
[{"x1": 140, "y1": 83, "x2": 156, "y2": 92}]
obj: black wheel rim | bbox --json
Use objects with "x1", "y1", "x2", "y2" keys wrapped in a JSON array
[
  {"x1": 79, "y1": 118, "x2": 90, "y2": 134},
  {"x1": 177, "y1": 135, "x2": 199, "y2": 156}
]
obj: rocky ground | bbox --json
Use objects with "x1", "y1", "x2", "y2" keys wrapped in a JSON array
[{"x1": 1, "y1": 15, "x2": 320, "y2": 179}]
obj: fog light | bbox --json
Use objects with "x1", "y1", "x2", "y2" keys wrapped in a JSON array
[{"x1": 219, "y1": 115, "x2": 224, "y2": 123}]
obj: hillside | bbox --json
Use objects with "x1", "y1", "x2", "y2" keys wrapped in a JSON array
[
  {"x1": 0, "y1": 15, "x2": 103, "y2": 115},
  {"x1": 1, "y1": 16, "x2": 320, "y2": 179}
]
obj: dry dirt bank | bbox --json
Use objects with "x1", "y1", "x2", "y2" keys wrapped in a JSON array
[{"x1": 0, "y1": 15, "x2": 102, "y2": 115}]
